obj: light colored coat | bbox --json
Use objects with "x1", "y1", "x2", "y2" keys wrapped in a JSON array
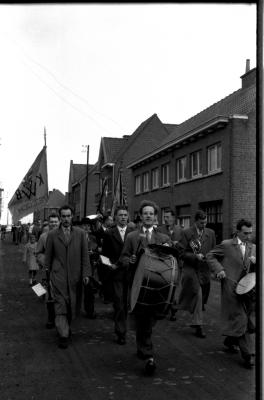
[
  {"x1": 45, "y1": 226, "x2": 91, "y2": 318},
  {"x1": 23, "y1": 242, "x2": 39, "y2": 271},
  {"x1": 206, "y1": 238, "x2": 256, "y2": 336}
]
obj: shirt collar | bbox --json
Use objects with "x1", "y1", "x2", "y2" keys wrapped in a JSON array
[
  {"x1": 237, "y1": 237, "x2": 245, "y2": 246},
  {"x1": 117, "y1": 225, "x2": 127, "y2": 232},
  {"x1": 143, "y1": 226, "x2": 154, "y2": 233}
]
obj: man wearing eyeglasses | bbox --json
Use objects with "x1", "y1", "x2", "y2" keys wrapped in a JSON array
[{"x1": 206, "y1": 218, "x2": 256, "y2": 369}]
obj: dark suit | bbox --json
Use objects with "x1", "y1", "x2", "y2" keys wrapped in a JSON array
[
  {"x1": 102, "y1": 225, "x2": 134, "y2": 339},
  {"x1": 157, "y1": 224, "x2": 182, "y2": 243},
  {"x1": 177, "y1": 225, "x2": 216, "y2": 325},
  {"x1": 120, "y1": 227, "x2": 171, "y2": 358}
]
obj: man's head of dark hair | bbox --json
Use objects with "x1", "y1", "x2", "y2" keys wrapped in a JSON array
[
  {"x1": 236, "y1": 219, "x2": 252, "y2": 231},
  {"x1": 139, "y1": 200, "x2": 159, "y2": 215},
  {"x1": 114, "y1": 205, "x2": 128, "y2": 216},
  {"x1": 195, "y1": 210, "x2": 207, "y2": 221},
  {"x1": 59, "y1": 205, "x2": 74, "y2": 217},
  {"x1": 164, "y1": 209, "x2": 175, "y2": 217}
]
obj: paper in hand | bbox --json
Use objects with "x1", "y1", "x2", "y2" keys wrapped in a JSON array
[
  {"x1": 99, "y1": 255, "x2": 112, "y2": 267},
  {"x1": 32, "y1": 283, "x2": 47, "y2": 297}
]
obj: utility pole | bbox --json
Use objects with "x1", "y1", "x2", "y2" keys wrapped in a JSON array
[{"x1": 82, "y1": 145, "x2": 89, "y2": 218}]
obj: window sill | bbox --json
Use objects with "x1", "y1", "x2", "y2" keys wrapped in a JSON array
[{"x1": 174, "y1": 170, "x2": 222, "y2": 185}]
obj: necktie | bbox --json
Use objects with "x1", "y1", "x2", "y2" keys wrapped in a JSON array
[
  {"x1": 64, "y1": 228, "x2": 70, "y2": 244},
  {"x1": 240, "y1": 242, "x2": 246, "y2": 258},
  {"x1": 120, "y1": 229, "x2": 125, "y2": 241},
  {"x1": 145, "y1": 229, "x2": 151, "y2": 244}
]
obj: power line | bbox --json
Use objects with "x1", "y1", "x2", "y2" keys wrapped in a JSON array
[{"x1": 2, "y1": 32, "x2": 126, "y2": 132}]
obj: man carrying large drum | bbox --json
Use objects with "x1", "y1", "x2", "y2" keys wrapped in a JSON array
[
  {"x1": 120, "y1": 200, "x2": 181, "y2": 375},
  {"x1": 206, "y1": 218, "x2": 256, "y2": 369}
]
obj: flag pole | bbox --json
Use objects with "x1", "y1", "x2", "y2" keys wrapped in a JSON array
[{"x1": 44, "y1": 126, "x2": 47, "y2": 147}]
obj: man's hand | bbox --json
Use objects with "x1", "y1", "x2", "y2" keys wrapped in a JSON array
[
  {"x1": 130, "y1": 254, "x2": 137, "y2": 264},
  {"x1": 196, "y1": 253, "x2": 205, "y2": 260},
  {"x1": 109, "y1": 263, "x2": 118, "y2": 270},
  {"x1": 249, "y1": 255, "x2": 256, "y2": 264},
  {"x1": 83, "y1": 277, "x2": 90, "y2": 285},
  {"x1": 216, "y1": 270, "x2": 226, "y2": 280}
]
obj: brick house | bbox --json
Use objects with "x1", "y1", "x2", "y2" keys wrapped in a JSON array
[
  {"x1": 127, "y1": 67, "x2": 256, "y2": 242},
  {"x1": 67, "y1": 161, "x2": 99, "y2": 221},
  {"x1": 33, "y1": 189, "x2": 66, "y2": 222},
  {"x1": 96, "y1": 114, "x2": 175, "y2": 217}
]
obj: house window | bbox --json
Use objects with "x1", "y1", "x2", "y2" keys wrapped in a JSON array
[
  {"x1": 151, "y1": 168, "x2": 159, "y2": 189},
  {"x1": 176, "y1": 156, "x2": 187, "y2": 182},
  {"x1": 161, "y1": 163, "x2": 170, "y2": 186},
  {"x1": 191, "y1": 150, "x2": 202, "y2": 178},
  {"x1": 177, "y1": 216, "x2": 190, "y2": 228},
  {"x1": 208, "y1": 143, "x2": 222, "y2": 173},
  {"x1": 142, "y1": 172, "x2": 150, "y2": 192},
  {"x1": 135, "y1": 175, "x2": 141, "y2": 194}
]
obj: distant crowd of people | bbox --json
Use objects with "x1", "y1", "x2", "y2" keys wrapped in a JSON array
[{"x1": 13, "y1": 202, "x2": 256, "y2": 374}]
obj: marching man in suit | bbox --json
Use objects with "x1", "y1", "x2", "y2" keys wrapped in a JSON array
[
  {"x1": 102, "y1": 205, "x2": 134, "y2": 345},
  {"x1": 206, "y1": 219, "x2": 256, "y2": 369},
  {"x1": 45, "y1": 205, "x2": 91, "y2": 349},
  {"x1": 177, "y1": 210, "x2": 216, "y2": 338},
  {"x1": 120, "y1": 200, "x2": 172, "y2": 375}
]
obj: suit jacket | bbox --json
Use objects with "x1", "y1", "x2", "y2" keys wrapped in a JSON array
[
  {"x1": 157, "y1": 224, "x2": 182, "y2": 243},
  {"x1": 45, "y1": 226, "x2": 91, "y2": 318},
  {"x1": 178, "y1": 225, "x2": 216, "y2": 312},
  {"x1": 206, "y1": 238, "x2": 256, "y2": 336},
  {"x1": 102, "y1": 225, "x2": 134, "y2": 280},
  {"x1": 120, "y1": 227, "x2": 171, "y2": 270}
]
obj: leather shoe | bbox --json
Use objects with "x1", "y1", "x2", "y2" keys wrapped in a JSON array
[
  {"x1": 58, "y1": 337, "x2": 68, "y2": 349},
  {"x1": 46, "y1": 321, "x2": 55, "y2": 329},
  {"x1": 144, "y1": 358, "x2": 156, "y2": 375},
  {"x1": 116, "y1": 336, "x2": 126, "y2": 345},
  {"x1": 195, "y1": 326, "x2": 206, "y2": 338}
]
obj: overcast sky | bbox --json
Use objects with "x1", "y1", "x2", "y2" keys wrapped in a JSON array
[{"x1": 0, "y1": 3, "x2": 257, "y2": 222}]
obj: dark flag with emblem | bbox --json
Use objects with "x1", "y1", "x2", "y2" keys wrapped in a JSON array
[{"x1": 8, "y1": 146, "x2": 48, "y2": 221}]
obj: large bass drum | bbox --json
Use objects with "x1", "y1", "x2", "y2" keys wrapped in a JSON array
[{"x1": 130, "y1": 245, "x2": 179, "y2": 318}]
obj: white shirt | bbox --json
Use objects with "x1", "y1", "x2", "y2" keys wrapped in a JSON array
[
  {"x1": 143, "y1": 226, "x2": 153, "y2": 242},
  {"x1": 117, "y1": 225, "x2": 127, "y2": 241},
  {"x1": 237, "y1": 237, "x2": 246, "y2": 258}
]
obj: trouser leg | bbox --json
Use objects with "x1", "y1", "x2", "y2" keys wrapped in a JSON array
[
  {"x1": 55, "y1": 315, "x2": 70, "y2": 338},
  {"x1": 135, "y1": 313, "x2": 156, "y2": 358},
  {"x1": 238, "y1": 332, "x2": 251, "y2": 359},
  {"x1": 113, "y1": 279, "x2": 127, "y2": 338},
  {"x1": 191, "y1": 286, "x2": 203, "y2": 325},
  {"x1": 83, "y1": 283, "x2": 95, "y2": 316}
]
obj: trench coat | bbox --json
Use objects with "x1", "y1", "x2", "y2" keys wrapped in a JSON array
[
  {"x1": 206, "y1": 238, "x2": 256, "y2": 337},
  {"x1": 177, "y1": 225, "x2": 216, "y2": 313},
  {"x1": 45, "y1": 226, "x2": 91, "y2": 318}
]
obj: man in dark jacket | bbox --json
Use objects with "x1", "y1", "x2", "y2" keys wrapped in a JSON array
[
  {"x1": 45, "y1": 205, "x2": 91, "y2": 349},
  {"x1": 120, "y1": 200, "x2": 173, "y2": 375},
  {"x1": 177, "y1": 210, "x2": 216, "y2": 338},
  {"x1": 102, "y1": 205, "x2": 134, "y2": 345}
]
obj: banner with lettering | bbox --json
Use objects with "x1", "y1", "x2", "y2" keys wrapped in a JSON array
[{"x1": 8, "y1": 146, "x2": 48, "y2": 222}]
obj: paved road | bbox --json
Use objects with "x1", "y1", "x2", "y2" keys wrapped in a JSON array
[{"x1": 0, "y1": 237, "x2": 256, "y2": 400}]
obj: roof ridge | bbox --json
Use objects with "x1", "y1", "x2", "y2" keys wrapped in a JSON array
[{"x1": 113, "y1": 113, "x2": 159, "y2": 161}]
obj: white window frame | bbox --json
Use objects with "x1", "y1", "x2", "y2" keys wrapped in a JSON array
[
  {"x1": 135, "y1": 175, "x2": 141, "y2": 194},
  {"x1": 191, "y1": 150, "x2": 202, "y2": 178},
  {"x1": 208, "y1": 143, "x2": 222, "y2": 173},
  {"x1": 151, "y1": 168, "x2": 159, "y2": 189},
  {"x1": 142, "y1": 171, "x2": 150, "y2": 192},
  {"x1": 177, "y1": 216, "x2": 190, "y2": 228},
  {"x1": 161, "y1": 163, "x2": 170, "y2": 186},
  {"x1": 176, "y1": 156, "x2": 187, "y2": 182}
]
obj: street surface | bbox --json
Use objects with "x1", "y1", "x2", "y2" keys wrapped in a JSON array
[{"x1": 0, "y1": 235, "x2": 256, "y2": 400}]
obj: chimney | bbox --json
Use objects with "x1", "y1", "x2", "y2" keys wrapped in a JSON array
[
  {"x1": 240, "y1": 59, "x2": 256, "y2": 89},
  {"x1": 245, "y1": 59, "x2": 250, "y2": 73}
]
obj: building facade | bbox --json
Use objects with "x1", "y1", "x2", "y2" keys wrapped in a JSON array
[{"x1": 127, "y1": 67, "x2": 256, "y2": 242}]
